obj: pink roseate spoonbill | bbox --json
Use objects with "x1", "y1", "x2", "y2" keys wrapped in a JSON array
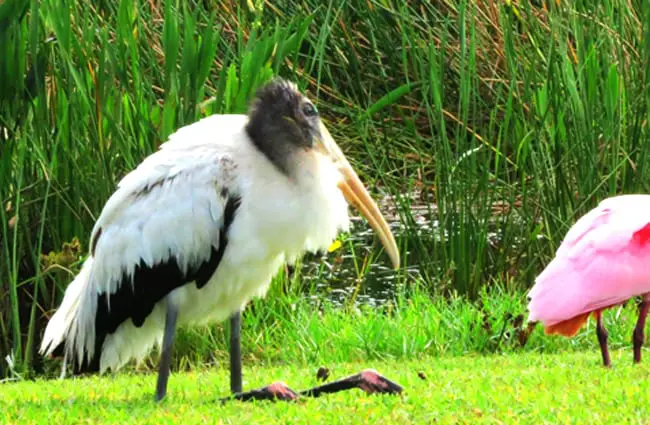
[
  {"x1": 527, "y1": 194, "x2": 650, "y2": 367},
  {"x1": 39, "y1": 78, "x2": 401, "y2": 402}
]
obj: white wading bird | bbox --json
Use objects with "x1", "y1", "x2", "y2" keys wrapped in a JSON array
[{"x1": 39, "y1": 78, "x2": 401, "y2": 402}]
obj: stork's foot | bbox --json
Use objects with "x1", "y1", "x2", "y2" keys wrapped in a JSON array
[
  {"x1": 228, "y1": 381, "x2": 299, "y2": 403},
  {"x1": 219, "y1": 369, "x2": 404, "y2": 404},
  {"x1": 300, "y1": 368, "x2": 403, "y2": 398},
  {"x1": 356, "y1": 369, "x2": 403, "y2": 395}
]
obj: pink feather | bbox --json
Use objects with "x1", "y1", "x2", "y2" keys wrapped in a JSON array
[{"x1": 527, "y1": 194, "x2": 650, "y2": 333}]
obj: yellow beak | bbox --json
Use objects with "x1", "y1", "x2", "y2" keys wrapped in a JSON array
[{"x1": 316, "y1": 122, "x2": 400, "y2": 269}]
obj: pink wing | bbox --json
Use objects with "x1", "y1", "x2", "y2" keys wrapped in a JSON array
[{"x1": 527, "y1": 194, "x2": 650, "y2": 327}]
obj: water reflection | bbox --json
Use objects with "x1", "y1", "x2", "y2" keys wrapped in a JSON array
[{"x1": 295, "y1": 188, "x2": 432, "y2": 309}]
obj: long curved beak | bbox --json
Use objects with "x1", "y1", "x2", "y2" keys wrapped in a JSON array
[{"x1": 316, "y1": 122, "x2": 400, "y2": 269}]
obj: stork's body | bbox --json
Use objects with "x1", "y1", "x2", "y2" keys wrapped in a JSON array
[{"x1": 40, "y1": 79, "x2": 400, "y2": 401}]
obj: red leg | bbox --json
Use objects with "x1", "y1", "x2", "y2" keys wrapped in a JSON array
[
  {"x1": 633, "y1": 293, "x2": 650, "y2": 364},
  {"x1": 595, "y1": 310, "x2": 611, "y2": 368}
]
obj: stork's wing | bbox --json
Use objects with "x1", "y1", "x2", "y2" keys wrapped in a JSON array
[
  {"x1": 527, "y1": 194, "x2": 650, "y2": 326},
  {"x1": 59, "y1": 115, "x2": 248, "y2": 371}
]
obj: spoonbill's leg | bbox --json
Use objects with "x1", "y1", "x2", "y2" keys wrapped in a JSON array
[
  {"x1": 633, "y1": 293, "x2": 650, "y2": 364},
  {"x1": 594, "y1": 310, "x2": 611, "y2": 367}
]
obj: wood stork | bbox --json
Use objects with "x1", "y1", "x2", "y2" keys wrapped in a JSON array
[{"x1": 39, "y1": 78, "x2": 401, "y2": 402}]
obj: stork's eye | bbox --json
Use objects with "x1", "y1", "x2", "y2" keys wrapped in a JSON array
[{"x1": 302, "y1": 103, "x2": 318, "y2": 117}]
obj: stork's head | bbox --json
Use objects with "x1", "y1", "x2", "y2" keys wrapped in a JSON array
[
  {"x1": 246, "y1": 79, "x2": 322, "y2": 152},
  {"x1": 245, "y1": 78, "x2": 400, "y2": 269}
]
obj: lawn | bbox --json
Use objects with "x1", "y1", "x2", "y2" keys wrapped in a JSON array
[{"x1": 2, "y1": 350, "x2": 649, "y2": 424}]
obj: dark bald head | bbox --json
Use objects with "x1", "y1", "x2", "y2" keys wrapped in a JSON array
[{"x1": 245, "y1": 78, "x2": 322, "y2": 176}]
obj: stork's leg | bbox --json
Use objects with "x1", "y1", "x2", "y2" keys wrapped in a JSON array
[
  {"x1": 595, "y1": 310, "x2": 611, "y2": 368},
  {"x1": 229, "y1": 382, "x2": 300, "y2": 402},
  {"x1": 221, "y1": 313, "x2": 403, "y2": 403},
  {"x1": 155, "y1": 300, "x2": 179, "y2": 402},
  {"x1": 229, "y1": 310, "x2": 243, "y2": 393},
  {"x1": 59, "y1": 352, "x2": 68, "y2": 380},
  {"x1": 299, "y1": 369, "x2": 403, "y2": 398},
  {"x1": 219, "y1": 309, "x2": 299, "y2": 403},
  {"x1": 633, "y1": 293, "x2": 650, "y2": 363}
]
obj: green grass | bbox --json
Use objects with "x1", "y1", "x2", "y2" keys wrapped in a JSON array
[
  {"x1": 22, "y1": 287, "x2": 647, "y2": 381},
  {"x1": 3, "y1": 350, "x2": 650, "y2": 424}
]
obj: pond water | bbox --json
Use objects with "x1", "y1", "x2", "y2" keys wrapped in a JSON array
[
  {"x1": 294, "y1": 187, "x2": 536, "y2": 308},
  {"x1": 295, "y1": 189, "x2": 435, "y2": 308}
]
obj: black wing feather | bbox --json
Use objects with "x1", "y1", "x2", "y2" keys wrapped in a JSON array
[{"x1": 52, "y1": 195, "x2": 242, "y2": 373}]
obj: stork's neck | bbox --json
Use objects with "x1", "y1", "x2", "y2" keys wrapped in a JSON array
[{"x1": 245, "y1": 118, "x2": 299, "y2": 178}]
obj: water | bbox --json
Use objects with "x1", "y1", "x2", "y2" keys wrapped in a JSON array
[
  {"x1": 295, "y1": 188, "x2": 435, "y2": 308},
  {"x1": 294, "y1": 187, "x2": 538, "y2": 308}
]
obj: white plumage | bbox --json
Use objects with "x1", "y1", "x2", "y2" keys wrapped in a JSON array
[
  {"x1": 39, "y1": 79, "x2": 399, "y2": 401},
  {"x1": 41, "y1": 113, "x2": 350, "y2": 372}
]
